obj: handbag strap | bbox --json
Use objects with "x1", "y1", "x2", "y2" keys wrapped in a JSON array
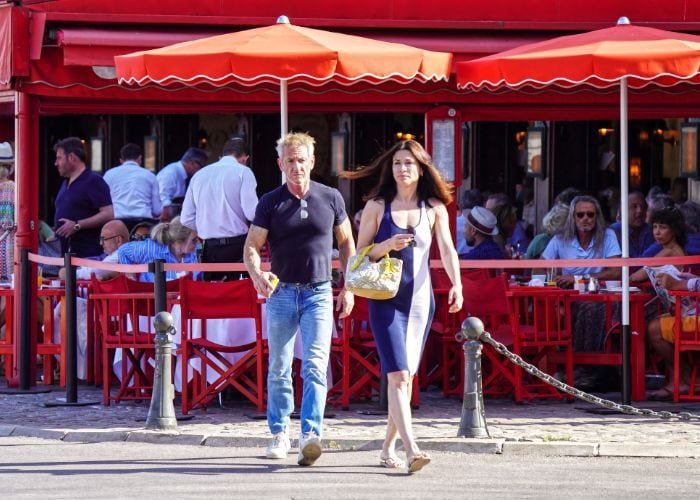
[
  {"x1": 350, "y1": 244, "x2": 400, "y2": 274},
  {"x1": 350, "y1": 244, "x2": 376, "y2": 272}
]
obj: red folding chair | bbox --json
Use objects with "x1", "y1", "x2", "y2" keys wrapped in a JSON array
[
  {"x1": 456, "y1": 274, "x2": 516, "y2": 398},
  {"x1": 422, "y1": 268, "x2": 490, "y2": 391},
  {"x1": 507, "y1": 287, "x2": 574, "y2": 402},
  {"x1": 179, "y1": 277, "x2": 265, "y2": 414},
  {"x1": 0, "y1": 288, "x2": 14, "y2": 380},
  {"x1": 93, "y1": 274, "x2": 161, "y2": 405},
  {"x1": 328, "y1": 297, "x2": 381, "y2": 409},
  {"x1": 88, "y1": 274, "x2": 129, "y2": 386},
  {"x1": 669, "y1": 291, "x2": 700, "y2": 402},
  {"x1": 37, "y1": 288, "x2": 65, "y2": 386}
]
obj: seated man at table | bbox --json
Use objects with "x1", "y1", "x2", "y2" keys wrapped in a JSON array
[
  {"x1": 458, "y1": 206, "x2": 504, "y2": 260},
  {"x1": 610, "y1": 191, "x2": 654, "y2": 258},
  {"x1": 541, "y1": 195, "x2": 622, "y2": 390},
  {"x1": 541, "y1": 195, "x2": 622, "y2": 289},
  {"x1": 58, "y1": 220, "x2": 130, "y2": 281}
]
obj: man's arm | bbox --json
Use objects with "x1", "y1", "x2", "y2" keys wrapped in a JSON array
[
  {"x1": 241, "y1": 168, "x2": 258, "y2": 222},
  {"x1": 244, "y1": 224, "x2": 275, "y2": 297},
  {"x1": 56, "y1": 205, "x2": 114, "y2": 239},
  {"x1": 150, "y1": 175, "x2": 163, "y2": 218},
  {"x1": 334, "y1": 217, "x2": 356, "y2": 319},
  {"x1": 180, "y1": 185, "x2": 197, "y2": 231}
]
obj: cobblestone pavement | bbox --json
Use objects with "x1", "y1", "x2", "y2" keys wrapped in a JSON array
[{"x1": 2, "y1": 384, "x2": 700, "y2": 456}]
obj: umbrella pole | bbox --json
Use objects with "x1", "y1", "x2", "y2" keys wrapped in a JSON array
[
  {"x1": 280, "y1": 79, "x2": 288, "y2": 184},
  {"x1": 280, "y1": 79, "x2": 288, "y2": 137},
  {"x1": 620, "y1": 76, "x2": 632, "y2": 405}
]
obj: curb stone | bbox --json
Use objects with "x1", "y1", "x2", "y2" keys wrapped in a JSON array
[
  {"x1": 203, "y1": 435, "x2": 271, "y2": 448},
  {"x1": 0, "y1": 424, "x2": 15, "y2": 437},
  {"x1": 127, "y1": 431, "x2": 206, "y2": 446},
  {"x1": 598, "y1": 443, "x2": 700, "y2": 458},
  {"x1": 502, "y1": 441, "x2": 598, "y2": 457},
  {"x1": 11, "y1": 425, "x2": 65, "y2": 440},
  {"x1": 421, "y1": 438, "x2": 504, "y2": 454},
  {"x1": 62, "y1": 430, "x2": 129, "y2": 443}
]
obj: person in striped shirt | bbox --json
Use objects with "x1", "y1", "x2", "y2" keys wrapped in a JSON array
[{"x1": 117, "y1": 216, "x2": 198, "y2": 282}]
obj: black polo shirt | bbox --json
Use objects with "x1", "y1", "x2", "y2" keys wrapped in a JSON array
[
  {"x1": 54, "y1": 168, "x2": 112, "y2": 257},
  {"x1": 253, "y1": 181, "x2": 347, "y2": 284}
]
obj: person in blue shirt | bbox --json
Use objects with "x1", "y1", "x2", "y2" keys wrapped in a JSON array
[
  {"x1": 610, "y1": 191, "x2": 654, "y2": 258},
  {"x1": 542, "y1": 195, "x2": 622, "y2": 288},
  {"x1": 455, "y1": 188, "x2": 484, "y2": 256},
  {"x1": 118, "y1": 216, "x2": 198, "y2": 282},
  {"x1": 459, "y1": 206, "x2": 505, "y2": 260}
]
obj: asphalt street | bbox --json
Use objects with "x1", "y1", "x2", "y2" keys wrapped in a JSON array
[{"x1": 2, "y1": 436, "x2": 699, "y2": 499}]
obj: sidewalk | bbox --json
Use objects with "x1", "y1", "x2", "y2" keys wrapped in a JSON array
[{"x1": 2, "y1": 385, "x2": 700, "y2": 457}]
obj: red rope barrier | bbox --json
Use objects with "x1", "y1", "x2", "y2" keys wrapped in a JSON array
[{"x1": 27, "y1": 252, "x2": 700, "y2": 276}]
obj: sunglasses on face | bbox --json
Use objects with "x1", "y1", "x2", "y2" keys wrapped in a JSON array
[
  {"x1": 99, "y1": 235, "x2": 119, "y2": 244},
  {"x1": 300, "y1": 199, "x2": 308, "y2": 220},
  {"x1": 575, "y1": 211, "x2": 596, "y2": 219}
]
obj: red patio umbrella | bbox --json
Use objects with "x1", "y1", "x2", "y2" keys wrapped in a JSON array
[
  {"x1": 115, "y1": 15, "x2": 452, "y2": 136},
  {"x1": 457, "y1": 17, "x2": 700, "y2": 404}
]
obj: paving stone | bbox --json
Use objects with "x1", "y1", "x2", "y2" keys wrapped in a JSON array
[{"x1": 2, "y1": 385, "x2": 700, "y2": 457}]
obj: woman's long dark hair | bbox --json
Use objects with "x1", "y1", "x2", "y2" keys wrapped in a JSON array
[{"x1": 339, "y1": 140, "x2": 453, "y2": 205}]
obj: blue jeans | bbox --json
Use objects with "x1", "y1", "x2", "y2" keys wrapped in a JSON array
[{"x1": 266, "y1": 281, "x2": 333, "y2": 437}]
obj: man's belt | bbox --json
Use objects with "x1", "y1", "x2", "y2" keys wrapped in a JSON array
[{"x1": 203, "y1": 235, "x2": 246, "y2": 246}]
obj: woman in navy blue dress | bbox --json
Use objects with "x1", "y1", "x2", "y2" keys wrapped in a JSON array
[{"x1": 341, "y1": 140, "x2": 462, "y2": 473}]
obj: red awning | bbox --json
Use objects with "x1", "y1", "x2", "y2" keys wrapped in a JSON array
[
  {"x1": 0, "y1": 7, "x2": 12, "y2": 85},
  {"x1": 54, "y1": 27, "x2": 545, "y2": 67}
]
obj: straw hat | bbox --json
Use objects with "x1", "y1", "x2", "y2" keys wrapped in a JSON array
[
  {"x1": 0, "y1": 142, "x2": 13, "y2": 164},
  {"x1": 467, "y1": 206, "x2": 499, "y2": 236}
]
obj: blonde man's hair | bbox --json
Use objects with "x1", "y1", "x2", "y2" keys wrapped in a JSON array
[
  {"x1": 276, "y1": 132, "x2": 315, "y2": 158},
  {"x1": 150, "y1": 216, "x2": 194, "y2": 245}
]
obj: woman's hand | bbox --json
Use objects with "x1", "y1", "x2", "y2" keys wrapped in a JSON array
[
  {"x1": 384, "y1": 233, "x2": 414, "y2": 252},
  {"x1": 448, "y1": 284, "x2": 463, "y2": 313}
]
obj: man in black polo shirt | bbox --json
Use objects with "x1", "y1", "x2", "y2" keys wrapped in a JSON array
[
  {"x1": 244, "y1": 132, "x2": 355, "y2": 467},
  {"x1": 53, "y1": 137, "x2": 113, "y2": 258}
]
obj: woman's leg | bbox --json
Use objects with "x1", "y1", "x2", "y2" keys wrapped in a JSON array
[
  {"x1": 648, "y1": 318, "x2": 689, "y2": 392},
  {"x1": 386, "y1": 370, "x2": 421, "y2": 459}
]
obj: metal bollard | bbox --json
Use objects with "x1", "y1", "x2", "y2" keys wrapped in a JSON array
[
  {"x1": 146, "y1": 311, "x2": 178, "y2": 431},
  {"x1": 456, "y1": 317, "x2": 490, "y2": 438}
]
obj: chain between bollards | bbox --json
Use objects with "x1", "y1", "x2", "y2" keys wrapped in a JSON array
[
  {"x1": 145, "y1": 311, "x2": 178, "y2": 431},
  {"x1": 456, "y1": 316, "x2": 700, "y2": 425}
]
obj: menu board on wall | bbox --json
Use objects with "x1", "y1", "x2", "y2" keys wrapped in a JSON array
[{"x1": 431, "y1": 119, "x2": 455, "y2": 182}]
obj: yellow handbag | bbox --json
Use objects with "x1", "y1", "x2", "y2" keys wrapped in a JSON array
[{"x1": 345, "y1": 244, "x2": 403, "y2": 300}]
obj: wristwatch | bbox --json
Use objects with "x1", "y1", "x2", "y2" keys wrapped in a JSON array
[{"x1": 73, "y1": 222, "x2": 81, "y2": 232}]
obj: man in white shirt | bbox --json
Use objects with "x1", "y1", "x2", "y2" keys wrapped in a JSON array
[
  {"x1": 103, "y1": 143, "x2": 162, "y2": 231},
  {"x1": 181, "y1": 137, "x2": 258, "y2": 281},
  {"x1": 156, "y1": 147, "x2": 208, "y2": 221}
]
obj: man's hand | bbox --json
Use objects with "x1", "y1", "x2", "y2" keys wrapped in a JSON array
[
  {"x1": 55, "y1": 218, "x2": 77, "y2": 238},
  {"x1": 555, "y1": 274, "x2": 574, "y2": 289},
  {"x1": 251, "y1": 271, "x2": 278, "y2": 298},
  {"x1": 336, "y1": 289, "x2": 354, "y2": 319},
  {"x1": 658, "y1": 272, "x2": 687, "y2": 291}
]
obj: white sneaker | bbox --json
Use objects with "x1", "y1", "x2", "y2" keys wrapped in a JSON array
[
  {"x1": 297, "y1": 432, "x2": 322, "y2": 466},
  {"x1": 266, "y1": 432, "x2": 290, "y2": 459}
]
